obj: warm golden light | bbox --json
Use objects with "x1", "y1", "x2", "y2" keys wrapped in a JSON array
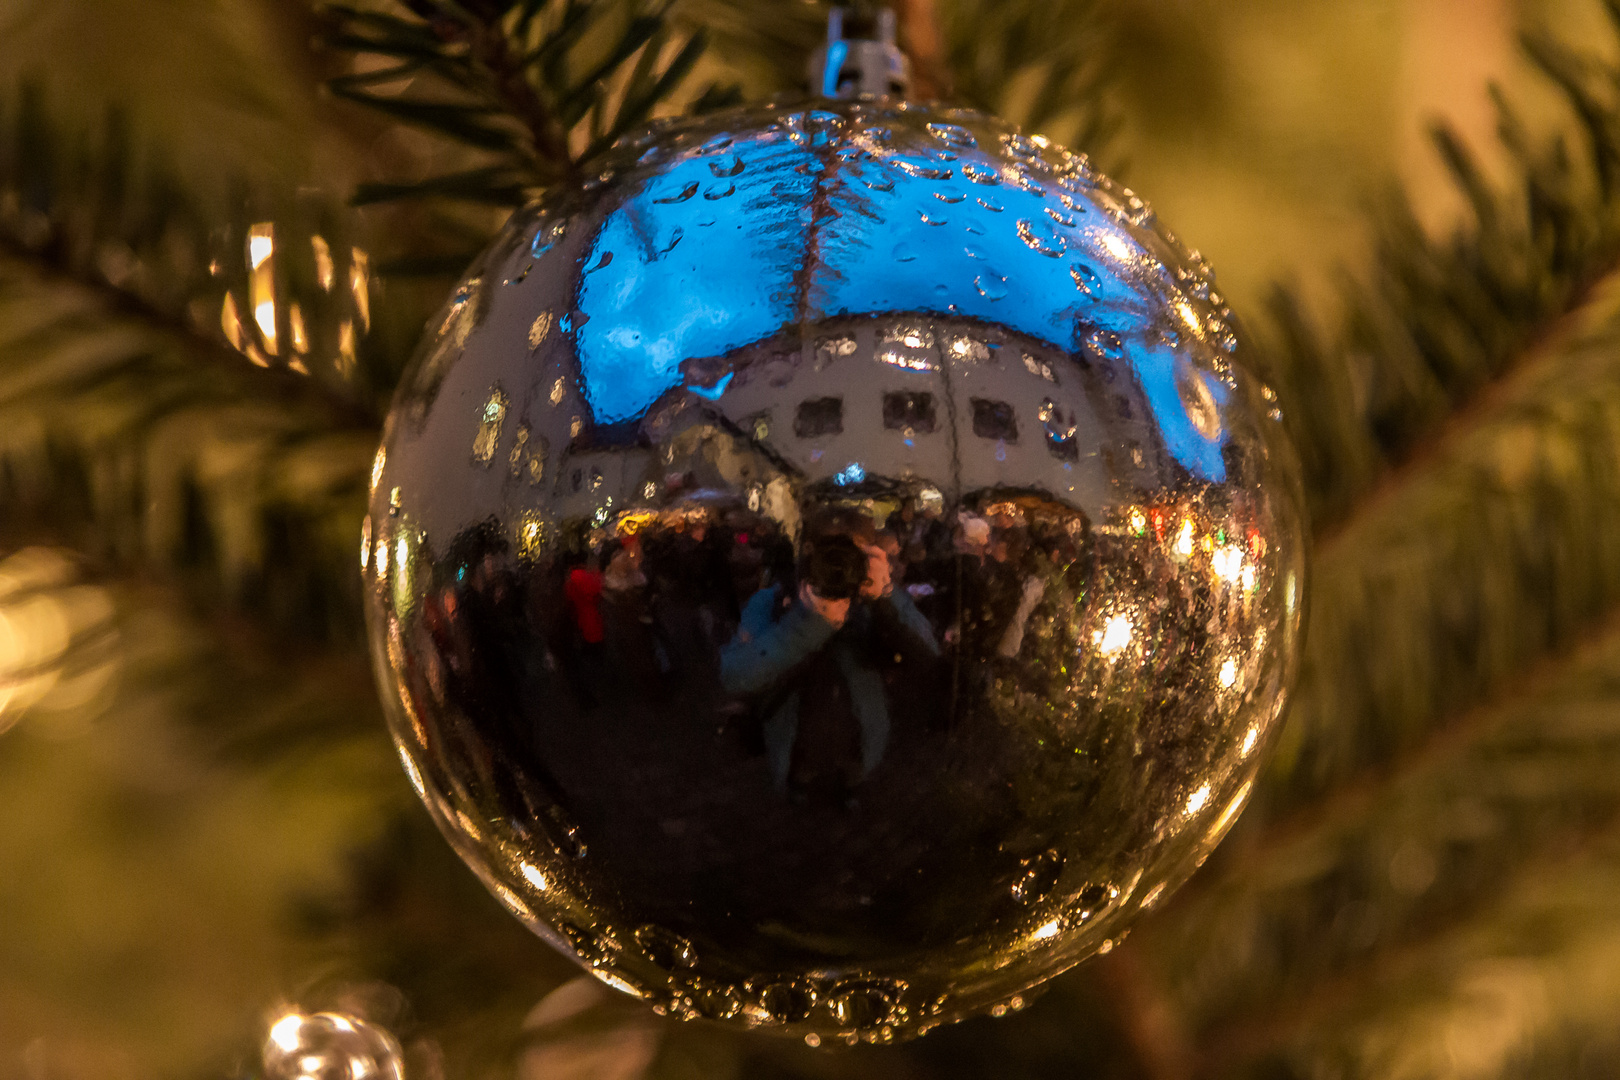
[
  {"x1": 221, "y1": 293, "x2": 246, "y2": 351},
  {"x1": 338, "y1": 319, "x2": 357, "y2": 376},
  {"x1": 288, "y1": 302, "x2": 308, "y2": 354},
  {"x1": 1096, "y1": 613, "x2": 1133, "y2": 656},
  {"x1": 529, "y1": 311, "x2": 553, "y2": 349},
  {"x1": 473, "y1": 390, "x2": 508, "y2": 463},
  {"x1": 311, "y1": 235, "x2": 335, "y2": 291},
  {"x1": 350, "y1": 247, "x2": 371, "y2": 332},
  {"x1": 248, "y1": 226, "x2": 274, "y2": 270},
  {"x1": 1099, "y1": 232, "x2": 1134, "y2": 263},
  {"x1": 1186, "y1": 784, "x2": 1211, "y2": 815},
  {"x1": 249, "y1": 223, "x2": 278, "y2": 355},
  {"x1": 268, "y1": 1013, "x2": 303, "y2": 1053}
]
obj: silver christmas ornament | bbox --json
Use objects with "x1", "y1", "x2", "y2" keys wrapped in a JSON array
[
  {"x1": 363, "y1": 80, "x2": 1305, "y2": 1042},
  {"x1": 263, "y1": 1011, "x2": 404, "y2": 1080}
]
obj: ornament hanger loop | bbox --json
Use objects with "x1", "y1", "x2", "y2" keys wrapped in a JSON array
[{"x1": 808, "y1": 7, "x2": 911, "y2": 99}]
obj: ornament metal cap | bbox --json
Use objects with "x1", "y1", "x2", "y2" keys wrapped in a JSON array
[{"x1": 807, "y1": 7, "x2": 912, "y2": 99}]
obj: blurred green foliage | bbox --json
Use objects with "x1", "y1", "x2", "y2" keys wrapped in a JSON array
[{"x1": 7, "y1": 1, "x2": 1620, "y2": 1078}]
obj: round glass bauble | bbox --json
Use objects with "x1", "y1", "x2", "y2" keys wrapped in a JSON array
[{"x1": 363, "y1": 99, "x2": 1306, "y2": 1043}]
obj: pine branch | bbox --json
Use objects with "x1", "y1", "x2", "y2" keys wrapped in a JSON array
[
  {"x1": 1080, "y1": 11, "x2": 1620, "y2": 1075},
  {"x1": 938, "y1": 0, "x2": 1120, "y2": 158},
  {"x1": 1193, "y1": 819, "x2": 1620, "y2": 1077},
  {"x1": 319, "y1": 0, "x2": 718, "y2": 212},
  {"x1": 0, "y1": 88, "x2": 385, "y2": 637},
  {"x1": 0, "y1": 546, "x2": 598, "y2": 1078},
  {"x1": 1154, "y1": 606, "x2": 1620, "y2": 1036},
  {"x1": 1264, "y1": 8, "x2": 1620, "y2": 532}
]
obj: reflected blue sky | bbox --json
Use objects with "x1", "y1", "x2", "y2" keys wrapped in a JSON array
[
  {"x1": 575, "y1": 128, "x2": 819, "y2": 423},
  {"x1": 571, "y1": 112, "x2": 1226, "y2": 480},
  {"x1": 1132, "y1": 347, "x2": 1229, "y2": 482}
]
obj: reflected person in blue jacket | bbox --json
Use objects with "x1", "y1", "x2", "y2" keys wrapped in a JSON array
[{"x1": 721, "y1": 515, "x2": 940, "y2": 806}]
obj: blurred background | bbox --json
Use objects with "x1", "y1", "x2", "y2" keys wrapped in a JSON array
[{"x1": 5, "y1": 0, "x2": 1620, "y2": 1077}]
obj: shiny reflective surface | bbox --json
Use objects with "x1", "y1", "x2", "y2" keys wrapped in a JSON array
[
  {"x1": 364, "y1": 100, "x2": 1306, "y2": 1042},
  {"x1": 263, "y1": 1011, "x2": 404, "y2": 1080}
]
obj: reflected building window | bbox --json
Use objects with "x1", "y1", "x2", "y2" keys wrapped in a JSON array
[
  {"x1": 971, "y1": 398, "x2": 1018, "y2": 442},
  {"x1": 882, "y1": 391, "x2": 937, "y2": 433},
  {"x1": 1039, "y1": 398, "x2": 1079, "y2": 461},
  {"x1": 795, "y1": 397, "x2": 844, "y2": 437}
]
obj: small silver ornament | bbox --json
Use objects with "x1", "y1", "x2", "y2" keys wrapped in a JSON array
[
  {"x1": 364, "y1": 87, "x2": 1305, "y2": 1042},
  {"x1": 263, "y1": 1011, "x2": 404, "y2": 1080}
]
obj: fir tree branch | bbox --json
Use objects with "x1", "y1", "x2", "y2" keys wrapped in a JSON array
[
  {"x1": 938, "y1": 0, "x2": 1119, "y2": 156},
  {"x1": 1192, "y1": 816, "x2": 1620, "y2": 1077},
  {"x1": 1138, "y1": 601, "x2": 1620, "y2": 1073},
  {"x1": 1255, "y1": 271, "x2": 1620, "y2": 810},
  {"x1": 319, "y1": 0, "x2": 718, "y2": 211},
  {"x1": 0, "y1": 89, "x2": 385, "y2": 636},
  {"x1": 1265, "y1": 6, "x2": 1620, "y2": 533}
]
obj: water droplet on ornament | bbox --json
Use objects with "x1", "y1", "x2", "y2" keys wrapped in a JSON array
[
  {"x1": 863, "y1": 174, "x2": 896, "y2": 192},
  {"x1": 1071, "y1": 262, "x2": 1099, "y2": 294},
  {"x1": 1076, "y1": 881, "x2": 1110, "y2": 913},
  {"x1": 1017, "y1": 218, "x2": 1065, "y2": 257},
  {"x1": 827, "y1": 978, "x2": 904, "y2": 1029},
  {"x1": 1087, "y1": 328, "x2": 1125, "y2": 359},
  {"x1": 752, "y1": 978, "x2": 818, "y2": 1023},
  {"x1": 934, "y1": 190, "x2": 966, "y2": 204},
  {"x1": 893, "y1": 243, "x2": 917, "y2": 262},
  {"x1": 634, "y1": 924, "x2": 697, "y2": 970},
  {"x1": 893, "y1": 159, "x2": 952, "y2": 180},
  {"x1": 1003, "y1": 132, "x2": 1043, "y2": 159},
  {"x1": 704, "y1": 181, "x2": 736, "y2": 200},
  {"x1": 560, "y1": 923, "x2": 618, "y2": 966},
  {"x1": 1012, "y1": 849, "x2": 1064, "y2": 904},
  {"x1": 655, "y1": 182, "x2": 699, "y2": 204},
  {"x1": 709, "y1": 155, "x2": 745, "y2": 177},
  {"x1": 531, "y1": 221, "x2": 566, "y2": 257},
  {"x1": 1045, "y1": 206, "x2": 1078, "y2": 227},
  {"x1": 974, "y1": 272, "x2": 1008, "y2": 300},
  {"x1": 976, "y1": 195, "x2": 1004, "y2": 212},
  {"x1": 961, "y1": 162, "x2": 1001, "y2": 185},
  {"x1": 1014, "y1": 173, "x2": 1046, "y2": 196},
  {"x1": 926, "y1": 122, "x2": 976, "y2": 148},
  {"x1": 919, "y1": 210, "x2": 948, "y2": 226},
  {"x1": 691, "y1": 979, "x2": 742, "y2": 1019}
]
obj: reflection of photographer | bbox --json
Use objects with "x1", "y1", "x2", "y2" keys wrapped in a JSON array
[{"x1": 721, "y1": 521, "x2": 938, "y2": 805}]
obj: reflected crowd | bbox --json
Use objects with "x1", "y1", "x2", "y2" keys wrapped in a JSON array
[{"x1": 385, "y1": 474, "x2": 1278, "y2": 965}]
